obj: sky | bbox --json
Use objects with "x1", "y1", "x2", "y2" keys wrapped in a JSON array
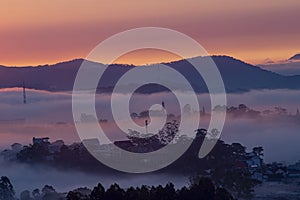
[{"x1": 0, "y1": 0, "x2": 300, "y2": 66}]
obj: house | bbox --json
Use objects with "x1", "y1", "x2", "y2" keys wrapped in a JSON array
[
  {"x1": 263, "y1": 162, "x2": 287, "y2": 181},
  {"x1": 246, "y1": 152, "x2": 262, "y2": 169},
  {"x1": 241, "y1": 152, "x2": 263, "y2": 181},
  {"x1": 287, "y1": 160, "x2": 300, "y2": 178},
  {"x1": 33, "y1": 137, "x2": 50, "y2": 145}
]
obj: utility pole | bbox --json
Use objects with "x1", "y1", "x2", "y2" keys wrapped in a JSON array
[
  {"x1": 145, "y1": 120, "x2": 148, "y2": 134},
  {"x1": 162, "y1": 101, "x2": 165, "y2": 109},
  {"x1": 23, "y1": 81, "x2": 26, "y2": 104},
  {"x1": 202, "y1": 106, "x2": 206, "y2": 115}
]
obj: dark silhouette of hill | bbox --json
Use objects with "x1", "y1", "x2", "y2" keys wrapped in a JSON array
[
  {"x1": 288, "y1": 53, "x2": 300, "y2": 61},
  {"x1": 1, "y1": 56, "x2": 300, "y2": 93}
]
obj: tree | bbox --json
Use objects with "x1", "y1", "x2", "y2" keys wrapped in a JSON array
[
  {"x1": 66, "y1": 191, "x2": 89, "y2": 200},
  {"x1": 253, "y1": 146, "x2": 264, "y2": 157},
  {"x1": 177, "y1": 186, "x2": 189, "y2": 200},
  {"x1": 189, "y1": 176, "x2": 215, "y2": 200},
  {"x1": 139, "y1": 185, "x2": 150, "y2": 200},
  {"x1": 62, "y1": 179, "x2": 236, "y2": 200},
  {"x1": 17, "y1": 143, "x2": 50, "y2": 163},
  {"x1": 90, "y1": 183, "x2": 105, "y2": 200},
  {"x1": 20, "y1": 190, "x2": 32, "y2": 200},
  {"x1": 195, "y1": 128, "x2": 207, "y2": 137},
  {"x1": 163, "y1": 183, "x2": 176, "y2": 200},
  {"x1": 32, "y1": 189, "x2": 41, "y2": 200},
  {"x1": 208, "y1": 128, "x2": 220, "y2": 139},
  {"x1": 222, "y1": 170, "x2": 255, "y2": 199},
  {"x1": 0, "y1": 176, "x2": 15, "y2": 200},
  {"x1": 215, "y1": 188, "x2": 234, "y2": 200},
  {"x1": 150, "y1": 185, "x2": 164, "y2": 200},
  {"x1": 104, "y1": 184, "x2": 124, "y2": 200},
  {"x1": 124, "y1": 187, "x2": 138, "y2": 200},
  {"x1": 41, "y1": 185, "x2": 58, "y2": 200},
  {"x1": 156, "y1": 121, "x2": 178, "y2": 145},
  {"x1": 231, "y1": 143, "x2": 246, "y2": 156},
  {"x1": 238, "y1": 104, "x2": 248, "y2": 113}
]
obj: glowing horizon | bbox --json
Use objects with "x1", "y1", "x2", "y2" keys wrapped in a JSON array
[{"x1": 1, "y1": 0, "x2": 299, "y2": 66}]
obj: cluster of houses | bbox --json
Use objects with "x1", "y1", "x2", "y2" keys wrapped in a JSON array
[
  {"x1": 0, "y1": 137, "x2": 65, "y2": 161},
  {"x1": 234, "y1": 150, "x2": 300, "y2": 182}
]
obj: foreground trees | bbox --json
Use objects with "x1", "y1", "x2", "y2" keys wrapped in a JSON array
[
  {"x1": 72, "y1": 177, "x2": 234, "y2": 200},
  {"x1": 0, "y1": 176, "x2": 15, "y2": 200},
  {"x1": 0, "y1": 176, "x2": 234, "y2": 200}
]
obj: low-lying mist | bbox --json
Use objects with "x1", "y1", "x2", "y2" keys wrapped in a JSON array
[
  {"x1": 0, "y1": 158, "x2": 188, "y2": 195},
  {"x1": 0, "y1": 88, "x2": 299, "y2": 163}
]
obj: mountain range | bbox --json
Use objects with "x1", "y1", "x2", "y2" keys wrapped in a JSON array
[
  {"x1": 289, "y1": 54, "x2": 300, "y2": 61},
  {"x1": 259, "y1": 53, "x2": 300, "y2": 76},
  {"x1": 1, "y1": 56, "x2": 300, "y2": 93}
]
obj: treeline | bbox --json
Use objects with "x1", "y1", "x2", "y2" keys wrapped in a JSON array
[{"x1": 0, "y1": 176, "x2": 235, "y2": 200}]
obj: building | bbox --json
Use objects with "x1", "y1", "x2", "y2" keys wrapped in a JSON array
[
  {"x1": 33, "y1": 137, "x2": 50, "y2": 145},
  {"x1": 287, "y1": 160, "x2": 300, "y2": 178},
  {"x1": 246, "y1": 152, "x2": 263, "y2": 181},
  {"x1": 263, "y1": 162, "x2": 287, "y2": 181}
]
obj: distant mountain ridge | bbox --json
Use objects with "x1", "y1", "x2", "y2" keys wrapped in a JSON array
[
  {"x1": 288, "y1": 54, "x2": 300, "y2": 61},
  {"x1": 1, "y1": 56, "x2": 300, "y2": 93}
]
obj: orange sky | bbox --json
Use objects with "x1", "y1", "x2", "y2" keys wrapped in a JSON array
[{"x1": 0, "y1": 0, "x2": 300, "y2": 66}]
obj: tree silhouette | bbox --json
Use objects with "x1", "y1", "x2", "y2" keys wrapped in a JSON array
[
  {"x1": 253, "y1": 146, "x2": 264, "y2": 157},
  {"x1": 41, "y1": 185, "x2": 59, "y2": 200},
  {"x1": 104, "y1": 184, "x2": 125, "y2": 200},
  {"x1": 124, "y1": 187, "x2": 139, "y2": 200},
  {"x1": 215, "y1": 188, "x2": 234, "y2": 200},
  {"x1": 67, "y1": 191, "x2": 89, "y2": 200},
  {"x1": 90, "y1": 183, "x2": 105, "y2": 200},
  {"x1": 0, "y1": 176, "x2": 15, "y2": 200},
  {"x1": 189, "y1": 176, "x2": 215, "y2": 200},
  {"x1": 0, "y1": 175, "x2": 238, "y2": 200},
  {"x1": 20, "y1": 190, "x2": 32, "y2": 200},
  {"x1": 32, "y1": 188, "x2": 41, "y2": 200}
]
